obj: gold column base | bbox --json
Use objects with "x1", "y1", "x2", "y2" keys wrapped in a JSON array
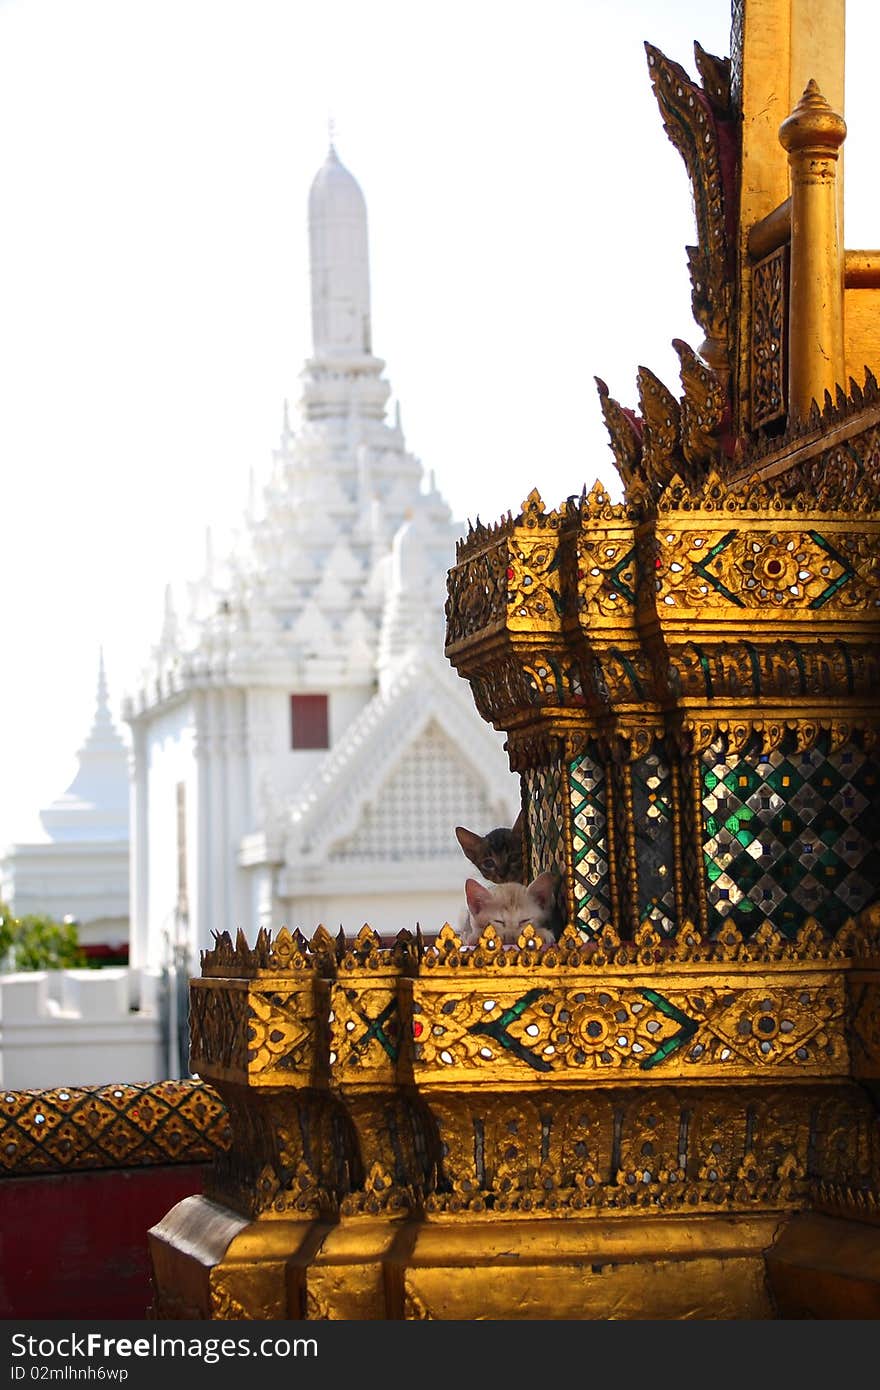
[
  {"x1": 299, "y1": 1215, "x2": 420, "y2": 1320},
  {"x1": 148, "y1": 1196, "x2": 330, "y2": 1320},
  {"x1": 393, "y1": 1214, "x2": 780, "y2": 1320},
  {"x1": 156, "y1": 1203, "x2": 880, "y2": 1319}
]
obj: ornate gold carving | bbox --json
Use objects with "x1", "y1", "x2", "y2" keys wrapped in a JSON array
[
  {"x1": 507, "y1": 536, "x2": 563, "y2": 630},
  {"x1": 674, "y1": 338, "x2": 728, "y2": 468},
  {"x1": 190, "y1": 979, "x2": 326, "y2": 1087},
  {"x1": 751, "y1": 245, "x2": 788, "y2": 430},
  {"x1": 645, "y1": 43, "x2": 733, "y2": 370},
  {"x1": 189, "y1": 985, "x2": 250, "y2": 1075},
  {"x1": 654, "y1": 523, "x2": 879, "y2": 616},
  {"x1": 813, "y1": 1183, "x2": 880, "y2": 1226},
  {"x1": 595, "y1": 378, "x2": 642, "y2": 490},
  {"x1": 741, "y1": 369, "x2": 880, "y2": 495},
  {"x1": 330, "y1": 982, "x2": 404, "y2": 1080},
  {"x1": 577, "y1": 524, "x2": 638, "y2": 620},
  {"x1": 638, "y1": 365, "x2": 682, "y2": 496},
  {"x1": 200, "y1": 926, "x2": 312, "y2": 978},
  {"x1": 0, "y1": 1080, "x2": 229, "y2": 1176},
  {"x1": 848, "y1": 977, "x2": 880, "y2": 1076},
  {"x1": 148, "y1": 8, "x2": 880, "y2": 1322},
  {"x1": 444, "y1": 540, "x2": 508, "y2": 649},
  {"x1": 410, "y1": 970, "x2": 846, "y2": 1081},
  {"x1": 421, "y1": 1082, "x2": 874, "y2": 1215},
  {"x1": 247, "y1": 991, "x2": 314, "y2": 1076}
]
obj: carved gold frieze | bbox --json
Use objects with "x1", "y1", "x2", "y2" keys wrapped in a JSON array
[
  {"x1": 190, "y1": 977, "x2": 328, "y2": 1088},
  {"x1": 409, "y1": 961, "x2": 846, "y2": 1084},
  {"x1": 421, "y1": 1081, "x2": 876, "y2": 1216},
  {"x1": 506, "y1": 533, "x2": 563, "y2": 632},
  {"x1": 329, "y1": 983, "x2": 404, "y2": 1083},
  {"x1": 848, "y1": 974, "x2": 880, "y2": 1078},
  {"x1": 576, "y1": 520, "x2": 639, "y2": 623},
  {"x1": 444, "y1": 541, "x2": 507, "y2": 650},
  {"x1": 653, "y1": 521, "x2": 879, "y2": 619}
]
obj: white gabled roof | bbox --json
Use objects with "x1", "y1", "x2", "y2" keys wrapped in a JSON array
[{"x1": 283, "y1": 649, "x2": 518, "y2": 866}]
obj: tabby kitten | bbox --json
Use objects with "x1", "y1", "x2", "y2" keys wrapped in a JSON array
[
  {"x1": 460, "y1": 873, "x2": 557, "y2": 947},
  {"x1": 455, "y1": 811, "x2": 524, "y2": 884}
]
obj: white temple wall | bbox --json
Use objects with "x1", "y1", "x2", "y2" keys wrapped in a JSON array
[
  {"x1": 329, "y1": 684, "x2": 375, "y2": 743},
  {"x1": 142, "y1": 701, "x2": 196, "y2": 970},
  {"x1": 129, "y1": 721, "x2": 149, "y2": 968},
  {"x1": 279, "y1": 887, "x2": 466, "y2": 938},
  {"x1": 245, "y1": 684, "x2": 375, "y2": 809},
  {"x1": 0, "y1": 968, "x2": 164, "y2": 1088},
  {"x1": 223, "y1": 687, "x2": 252, "y2": 937}
]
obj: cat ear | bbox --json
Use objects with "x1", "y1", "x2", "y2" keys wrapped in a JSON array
[
  {"x1": 465, "y1": 878, "x2": 493, "y2": 915},
  {"x1": 455, "y1": 826, "x2": 484, "y2": 860},
  {"x1": 511, "y1": 809, "x2": 523, "y2": 837},
  {"x1": 527, "y1": 871, "x2": 556, "y2": 910}
]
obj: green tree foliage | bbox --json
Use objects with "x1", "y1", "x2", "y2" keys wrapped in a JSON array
[
  {"x1": 0, "y1": 902, "x2": 13, "y2": 963},
  {"x1": 0, "y1": 901, "x2": 86, "y2": 970}
]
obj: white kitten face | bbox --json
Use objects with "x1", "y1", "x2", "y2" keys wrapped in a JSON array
[{"x1": 461, "y1": 874, "x2": 556, "y2": 946}]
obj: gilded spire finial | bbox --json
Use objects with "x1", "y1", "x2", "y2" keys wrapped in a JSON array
[
  {"x1": 779, "y1": 79, "x2": 847, "y2": 155},
  {"x1": 778, "y1": 79, "x2": 847, "y2": 419}
]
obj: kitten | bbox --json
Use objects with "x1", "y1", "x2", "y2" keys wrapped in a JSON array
[
  {"x1": 460, "y1": 872, "x2": 557, "y2": 947},
  {"x1": 455, "y1": 811, "x2": 524, "y2": 884}
]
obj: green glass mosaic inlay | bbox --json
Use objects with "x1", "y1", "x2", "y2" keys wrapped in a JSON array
[{"x1": 701, "y1": 736, "x2": 879, "y2": 937}]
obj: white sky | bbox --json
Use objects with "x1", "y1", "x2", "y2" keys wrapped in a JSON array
[{"x1": 0, "y1": 0, "x2": 876, "y2": 852}]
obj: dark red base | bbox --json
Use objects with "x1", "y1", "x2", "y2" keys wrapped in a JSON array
[{"x1": 0, "y1": 1165, "x2": 207, "y2": 1319}]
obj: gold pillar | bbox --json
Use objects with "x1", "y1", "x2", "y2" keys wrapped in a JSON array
[
  {"x1": 778, "y1": 81, "x2": 846, "y2": 417},
  {"x1": 737, "y1": 0, "x2": 846, "y2": 253},
  {"x1": 734, "y1": 0, "x2": 847, "y2": 433}
]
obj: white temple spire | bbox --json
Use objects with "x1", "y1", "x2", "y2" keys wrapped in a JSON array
[
  {"x1": 40, "y1": 654, "x2": 130, "y2": 841},
  {"x1": 96, "y1": 646, "x2": 109, "y2": 715},
  {"x1": 83, "y1": 647, "x2": 117, "y2": 750},
  {"x1": 308, "y1": 144, "x2": 372, "y2": 358},
  {"x1": 160, "y1": 584, "x2": 178, "y2": 651}
]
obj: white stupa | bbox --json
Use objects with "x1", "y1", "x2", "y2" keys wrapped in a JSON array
[
  {"x1": 124, "y1": 145, "x2": 518, "y2": 970},
  {"x1": 0, "y1": 652, "x2": 130, "y2": 947}
]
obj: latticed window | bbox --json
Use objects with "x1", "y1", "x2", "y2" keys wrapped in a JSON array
[{"x1": 329, "y1": 722, "x2": 496, "y2": 861}]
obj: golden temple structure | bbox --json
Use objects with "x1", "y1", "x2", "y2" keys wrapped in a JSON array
[{"x1": 146, "y1": 0, "x2": 880, "y2": 1319}]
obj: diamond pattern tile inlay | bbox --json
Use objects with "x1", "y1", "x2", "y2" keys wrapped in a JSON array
[
  {"x1": 632, "y1": 749, "x2": 677, "y2": 934},
  {"x1": 701, "y1": 736, "x2": 879, "y2": 936},
  {"x1": 524, "y1": 762, "x2": 566, "y2": 880},
  {"x1": 0, "y1": 1080, "x2": 230, "y2": 1175},
  {"x1": 569, "y1": 750, "x2": 612, "y2": 936}
]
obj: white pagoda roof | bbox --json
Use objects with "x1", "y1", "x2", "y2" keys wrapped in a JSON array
[{"x1": 127, "y1": 144, "x2": 462, "y2": 715}]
